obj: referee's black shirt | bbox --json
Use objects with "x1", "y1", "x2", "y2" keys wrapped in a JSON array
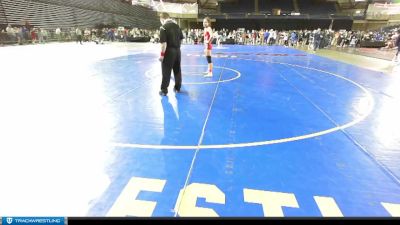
[{"x1": 160, "y1": 20, "x2": 183, "y2": 48}]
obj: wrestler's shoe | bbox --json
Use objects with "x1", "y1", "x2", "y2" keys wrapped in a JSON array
[
  {"x1": 204, "y1": 72, "x2": 213, "y2": 77},
  {"x1": 173, "y1": 87, "x2": 180, "y2": 93}
]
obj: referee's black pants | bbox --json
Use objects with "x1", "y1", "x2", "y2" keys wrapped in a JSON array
[{"x1": 161, "y1": 47, "x2": 182, "y2": 94}]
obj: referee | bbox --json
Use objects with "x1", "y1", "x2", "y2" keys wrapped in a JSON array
[{"x1": 158, "y1": 12, "x2": 184, "y2": 96}]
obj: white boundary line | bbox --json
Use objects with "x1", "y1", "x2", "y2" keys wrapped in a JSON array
[
  {"x1": 112, "y1": 59, "x2": 375, "y2": 150},
  {"x1": 145, "y1": 65, "x2": 241, "y2": 85}
]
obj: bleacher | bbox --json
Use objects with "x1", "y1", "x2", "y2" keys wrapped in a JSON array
[
  {"x1": 0, "y1": 0, "x2": 159, "y2": 29},
  {"x1": 298, "y1": 0, "x2": 336, "y2": 15},
  {"x1": 219, "y1": 0, "x2": 295, "y2": 15},
  {"x1": 0, "y1": 1, "x2": 8, "y2": 26},
  {"x1": 220, "y1": 0, "x2": 255, "y2": 13},
  {"x1": 259, "y1": 0, "x2": 294, "y2": 14},
  {"x1": 216, "y1": 0, "x2": 338, "y2": 18},
  {"x1": 31, "y1": 0, "x2": 152, "y2": 19},
  {"x1": 204, "y1": 0, "x2": 349, "y2": 31}
]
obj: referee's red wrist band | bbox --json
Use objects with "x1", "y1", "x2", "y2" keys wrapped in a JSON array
[{"x1": 161, "y1": 52, "x2": 165, "y2": 57}]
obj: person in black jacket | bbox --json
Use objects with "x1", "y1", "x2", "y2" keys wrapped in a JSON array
[
  {"x1": 394, "y1": 30, "x2": 400, "y2": 62},
  {"x1": 158, "y1": 12, "x2": 184, "y2": 96}
]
